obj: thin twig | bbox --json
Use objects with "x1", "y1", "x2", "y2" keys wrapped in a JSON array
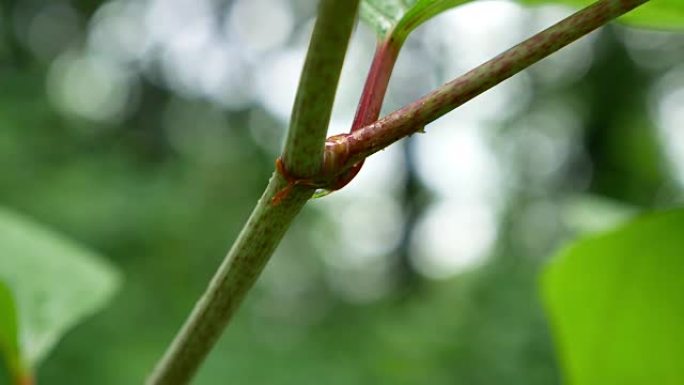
[
  {"x1": 326, "y1": 0, "x2": 650, "y2": 171},
  {"x1": 322, "y1": 33, "x2": 403, "y2": 191}
]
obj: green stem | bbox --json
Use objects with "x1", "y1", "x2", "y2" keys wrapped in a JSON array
[
  {"x1": 147, "y1": 0, "x2": 359, "y2": 383},
  {"x1": 282, "y1": 0, "x2": 360, "y2": 178},
  {"x1": 325, "y1": 0, "x2": 650, "y2": 172},
  {"x1": 147, "y1": 175, "x2": 313, "y2": 385}
]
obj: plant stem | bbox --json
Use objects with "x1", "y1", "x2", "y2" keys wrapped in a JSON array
[
  {"x1": 326, "y1": 0, "x2": 650, "y2": 171},
  {"x1": 352, "y1": 38, "x2": 402, "y2": 132},
  {"x1": 326, "y1": 35, "x2": 402, "y2": 189},
  {"x1": 282, "y1": 0, "x2": 360, "y2": 178},
  {"x1": 147, "y1": 0, "x2": 359, "y2": 383},
  {"x1": 147, "y1": 0, "x2": 647, "y2": 382},
  {"x1": 147, "y1": 175, "x2": 313, "y2": 385}
]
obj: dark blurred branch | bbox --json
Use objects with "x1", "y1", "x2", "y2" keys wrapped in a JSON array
[
  {"x1": 581, "y1": 28, "x2": 667, "y2": 205},
  {"x1": 395, "y1": 138, "x2": 425, "y2": 292},
  {"x1": 0, "y1": 1, "x2": 29, "y2": 67}
]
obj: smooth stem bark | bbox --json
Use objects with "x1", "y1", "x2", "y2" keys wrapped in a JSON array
[
  {"x1": 352, "y1": 38, "x2": 402, "y2": 132},
  {"x1": 326, "y1": 0, "x2": 650, "y2": 171},
  {"x1": 147, "y1": 0, "x2": 359, "y2": 383}
]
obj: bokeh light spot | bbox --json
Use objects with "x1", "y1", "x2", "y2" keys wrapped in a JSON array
[{"x1": 47, "y1": 51, "x2": 134, "y2": 124}]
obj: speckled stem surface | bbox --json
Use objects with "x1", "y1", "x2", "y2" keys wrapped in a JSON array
[
  {"x1": 283, "y1": 0, "x2": 360, "y2": 178},
  {"x1": 147, "y1": 174, "x2": 312, "y2": 385},
  {"x1": 147, "y1": 0, "x2": 359, "y2": 383},
  {"x1": 326, "y1": 0, "x2": 649, "y2": 171}
]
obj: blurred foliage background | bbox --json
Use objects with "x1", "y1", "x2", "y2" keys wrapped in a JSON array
[{"x1": 1, "y1": 0, "x2": 683, "y2": 383}]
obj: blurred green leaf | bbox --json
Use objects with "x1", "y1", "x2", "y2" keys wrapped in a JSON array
[
  {"x1": 0, "y1": 280, "x2": 22, "y2": 378},
  {"x1": 362, "y1": 0, "x2": 684, "y2": 40},
  {"x1": 519, "y1": 0, "x2": 684, "y2": 30},
  {"x1": 542, "y1": 209, "x2": 684, "y2": 385},
  {"x1": 0, "y1": 207, "x2": 121, "y2": 367},
  {"x1": 361, "y1": 0, "x2": 471, "y2": 39}
]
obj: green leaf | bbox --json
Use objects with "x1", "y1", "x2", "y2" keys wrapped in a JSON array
[
  {"x1": 542, "y1": 209, "x2": 684, "y2": 385},
  {"x1": 362, "y1": 0, "x2": 684, "y2": 39},
  {"x1": 0, "y1": 207, "x2": 121, "y2": 367},
  {"x1": 0, "y1": 280, "x2": 22, "y2": 378},
  {"x1": 361, "y1": 0, "x2": 472, "y2": 39},
  {"x1": 519, "y1": 0, "x2": 684, "y2": 30}
]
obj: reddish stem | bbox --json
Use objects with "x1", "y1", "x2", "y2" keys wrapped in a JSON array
[
  {"x1": 326, "y1": 0, "x2": 648, "y2": 171},
  {"x1": 323, "y1": 37, "x2": 402, "y2": 190},
  {"x1": 352, "y1": 38, "x2": 402, "y2": 132}
]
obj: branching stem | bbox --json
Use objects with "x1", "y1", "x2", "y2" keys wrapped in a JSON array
[
  {"x1": 323, "y1": 35, "x2": 403, "y2": 190},
  {"x1": 146, "y1": 1, "x2": 359, "y2": 383},
  {"x1": 324, "y1": 0, "x2": 650, "y2": 173},
  {"x1": 147, "y1": 0, "x2": 649, "y2": 383}
]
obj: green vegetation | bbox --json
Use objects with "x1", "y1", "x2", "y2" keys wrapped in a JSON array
[
  {"x1": 1, "y1": 0, "x2": 683, "y2": 384},
  {"x1": 543, "y1": 210, "x2": 684, "y2": 385}
]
